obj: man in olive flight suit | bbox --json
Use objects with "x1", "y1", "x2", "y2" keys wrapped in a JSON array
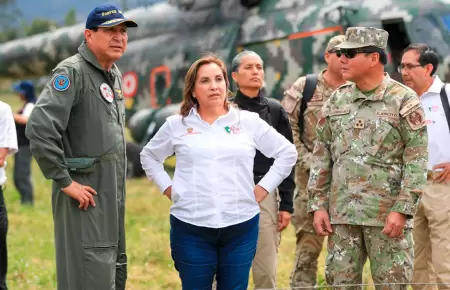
[{"x1": 25, "y1": 5, "x2": 138, "y2": 290}]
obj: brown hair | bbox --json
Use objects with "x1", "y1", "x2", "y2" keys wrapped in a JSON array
[{"x1": 180, "y1": 53, "x2": 232, "y2": 117}]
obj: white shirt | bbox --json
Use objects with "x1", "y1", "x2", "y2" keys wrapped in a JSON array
[
  {"x1": 420, "y1": 76, "x2": 450, "y2": 170},
  {"x1": 0, "y1": 101, "x2": 18, "y2": 185},
  {"x1": 22, "y1": 103, "x2": 35, "y2": 117},
  {"x1": 140, "y1": 105, "x2": 297, "y2": 228}
]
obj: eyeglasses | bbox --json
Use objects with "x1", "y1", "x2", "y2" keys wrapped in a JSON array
[
  {"x1": 397, "y1": 63, "x2": 422, "y2": 72},
  {"x1": 335, "y1": 48, "x2": 379, "y2": 59}
]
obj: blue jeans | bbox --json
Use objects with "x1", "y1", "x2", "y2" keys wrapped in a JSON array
[{"x1": 170, "y1": 213, "x2": 259, "y2": 290}]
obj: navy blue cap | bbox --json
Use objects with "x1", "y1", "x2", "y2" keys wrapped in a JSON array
[
  {"x1": 12, "y1": 80, "x2": 36, "y2": 103},
  {"x1": 86, "y1": 4, "x2": 138, "y2": 29}
]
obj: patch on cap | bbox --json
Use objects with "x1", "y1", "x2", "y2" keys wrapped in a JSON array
[{"x1": 86, "y1": 4, "x2": 138, "y2": 29}]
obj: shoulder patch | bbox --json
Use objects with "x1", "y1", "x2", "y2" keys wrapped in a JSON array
[
  {"x1": 400, "y1": 98, "x2": 420, "y2": 117},
  {"x1": 281, "y1": 91, "x2": 300, "y2": 114},
  {"x1": 52, "y1": 75, "x2": 70, "y2": 92},
  {"x1": 406, "y1": 109, "x2": 426, "y2": 130}
]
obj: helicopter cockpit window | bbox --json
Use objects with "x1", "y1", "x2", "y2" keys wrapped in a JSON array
[{"x1": 441, "y1": 14, "x2": 450, "y2": 31}]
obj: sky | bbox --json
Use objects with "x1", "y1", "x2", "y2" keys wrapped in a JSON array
[{"x1": 14, "y1": 0, "x2": 162, "y2": 25}]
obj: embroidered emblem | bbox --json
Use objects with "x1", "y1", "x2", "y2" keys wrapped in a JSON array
[
  {"x1": 52, "y1": 75, "x2": 70, "y2": 91},
  {"x1": 406, "y1": 110, "x2": 425, "y2": 130},
  {"x1": 400, "y1": 98, "x2": 420, "y2": 116},
  {"x1": 230, "y1": 125, "x2": 240, "y2": 134},
  {"x1": 310, "y1": 92, "x2": 323, "y2": 102},
  {"x1": 182, "y1": 127, "x2": 202, "y2": 136},
  {"x1": 318, "y1": 117, "x2": 326, "y2": 126},
  {"x1": 100, "y1": 83, "x2": 114, "y2": 103},
  {"x1": 225, "y1": 126, "x2": 231, "y2": 133},
  {"x1": 115, "y1": 89, "x2": 123, "y2": 99},
  {"x1": 354, "y1": 118, "x2": 365, "y2": 129}
]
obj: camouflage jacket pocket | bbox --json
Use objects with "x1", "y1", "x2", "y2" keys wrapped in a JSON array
[
  {"x1": 328, "y1": 109, "x2": 351, "y2": 157},
  {"x1": 368, "y1": 121, "x2": 393, "y2": 156}
]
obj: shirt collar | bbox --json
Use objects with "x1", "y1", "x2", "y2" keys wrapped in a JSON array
[
  {"x1": 187, "y1": 104, "x2": 238, "y2": 122},
  {"x1": 78, "y1": 41, "x2": 118, "y2": 76},
  {"x1": 352, "y1": 72, "x2": 391, "y2": 101},
  {"x1": 426, "y1": 75, "x2": 443, "y2": 95}
]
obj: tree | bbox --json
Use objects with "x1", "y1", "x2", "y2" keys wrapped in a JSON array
[
  {"x1": 0, "y1": 0, "x2": 22, "y2": 43},
  {"x1": 25, "y1": 18, "x2": 58, "y2": 36},
  {"x1": 64, "y1": 8, "x2": 77, "y2": 26},
  {"x1": 0, "y1": 0, "x2": 14, "y2": 5}
]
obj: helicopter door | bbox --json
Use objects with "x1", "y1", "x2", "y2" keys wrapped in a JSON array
[{"x1": 382, "y1": 18, "x2": 411, "y2": 82}]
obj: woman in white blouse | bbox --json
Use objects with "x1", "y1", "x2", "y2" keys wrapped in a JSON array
[{"x1": 140, "y1": 54, "x2": 297, "y2": 289}]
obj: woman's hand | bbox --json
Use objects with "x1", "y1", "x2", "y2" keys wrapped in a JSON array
[
  {"x1": 254, "y1": 185, "x2": 269, "y2": 203},
  {"x1": 163, "y1": 186, "x2": 172, "y2": 200}
]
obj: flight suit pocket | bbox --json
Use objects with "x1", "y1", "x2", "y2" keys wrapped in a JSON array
[
  {"x1": 65, "y1": 157, "x2": 97, "y2": 174},
  {"x1": 91, "y1": 89, "x2": 114, "y2": 116},
  {"x1": 368, "y1": 122, "x2": 392, "y2": 156},
  {"x1": 83, "y1": 243, "x2": 117, "y2": 290}
]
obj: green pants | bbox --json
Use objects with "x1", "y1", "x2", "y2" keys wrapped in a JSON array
[
  {"x1": 52, "y1": 157, "x2": 127, "y2": 290},
  {"x1": 326, "y1": 224, "x2": 413, "y2": 290}
]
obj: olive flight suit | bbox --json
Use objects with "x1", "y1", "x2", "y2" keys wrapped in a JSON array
[{"x1": 25, "y1": 42, "x2": 127, "y2": 290}]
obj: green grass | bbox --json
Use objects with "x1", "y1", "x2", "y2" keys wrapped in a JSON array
[{"x1": 0, "y1": 93, "x2": 375, "y2": 289}]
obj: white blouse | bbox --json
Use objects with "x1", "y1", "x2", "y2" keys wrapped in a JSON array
[
  {"x1": 0, "y1": 101, "x2": 18, "y2": 186},
  {"x1": 140, "y1": 105, "x2": 297, "y2": 228}
]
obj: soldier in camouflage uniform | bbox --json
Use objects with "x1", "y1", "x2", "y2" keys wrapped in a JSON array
[
  {"x1": 307, "y1": 27, "x2": 428, "y2": 289},
  {"x1": 281, "y1": 34, "x2": 346, "y2": 288}
]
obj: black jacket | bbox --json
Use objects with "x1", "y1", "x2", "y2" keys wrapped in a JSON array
[{"x1": 231, "y1": 90, "x2": 295, "y2": 213}]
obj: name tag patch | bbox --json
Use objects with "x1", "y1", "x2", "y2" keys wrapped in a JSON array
[
  {"x1": 376, "y1": 111, "x2": 399, "y2": 120},
  {"x1": 329, "y1": 108, "x2": 350, "y2": 116}
]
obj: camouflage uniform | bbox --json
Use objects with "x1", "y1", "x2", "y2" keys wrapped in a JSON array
[
  {"x1": 281, "y1": 35, "x2": 345, "y2": 288},
  {"x1": 307, "y1": 27, "x2": 428, "y2": 290}
]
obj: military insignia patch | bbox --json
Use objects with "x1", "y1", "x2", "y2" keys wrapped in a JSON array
[
  {"x1": 115, "y1": 89, "x2": 123, "y2": 99},
  {"x1": 354, "y1": 118, "x2": 365, "y2": 129},
  {"x1": 318, "y1": 117, "x2": 326, "y2": 127},
  {"x1": 100, "y1": 83, "x2": 114, "y2": 103},
  {"x1": 53, "y1": 75, "x2": 70, "y2": 91},
  {"x1": 406, "y1": 109, "x2": 425, "y2": 130}
]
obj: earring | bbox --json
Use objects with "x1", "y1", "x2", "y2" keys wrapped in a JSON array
[{"x1": 192, "y1": 93, "x2": 196, "y2": 99}]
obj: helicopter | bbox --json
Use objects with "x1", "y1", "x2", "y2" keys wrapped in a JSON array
[{"x1": 1, "y1": 0, "x2": 450, "y2": 177}]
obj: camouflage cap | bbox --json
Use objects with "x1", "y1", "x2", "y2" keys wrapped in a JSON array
[
  {"x1": 326, "y1": 35, "x2": 345, "y2": 52},
  {"x1": 335, "y1": 27, "x2": 389, "y2": 50}
]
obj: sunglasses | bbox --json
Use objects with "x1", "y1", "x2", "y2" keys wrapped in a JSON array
[{"x1": 336, "y1": 48, "x2": 379, "y2": 59}]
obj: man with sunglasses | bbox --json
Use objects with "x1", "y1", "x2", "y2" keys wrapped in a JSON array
[
  {"x1": 25, "y1": 4, "x2": 138, "y2": 290},
  {"x1": 307, "y1": 27, "x2": 428, "y2": 289},
  {"x1": 400, "y1": 43, "x2": 450, "y2": 289},
  {"x1": 281, "y1": 34, "x2": 345, "y2": 288}
]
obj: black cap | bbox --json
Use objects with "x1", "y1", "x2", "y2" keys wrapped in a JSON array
[{"x1": 86, "y1": 4, "x2": 138, "y2": 30}]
